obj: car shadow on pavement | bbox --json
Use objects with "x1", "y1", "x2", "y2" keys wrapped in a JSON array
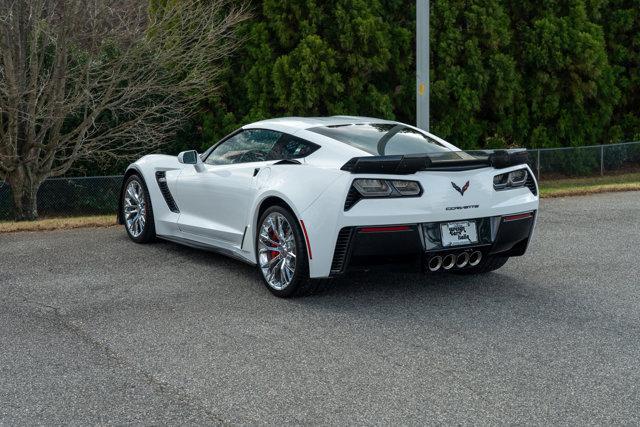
[
  {"x1": 324, "y1": 269, "x2": 523, "y2": 297},
  {"x1": 146, "y1": 235, "x2": 541, "y2": 308},
  {"x1": 296, "y1": 269, "x2": 552, "y2": 323},
  {"x1": 153, "y1": 238, "x2": 257, "y2": 271}
]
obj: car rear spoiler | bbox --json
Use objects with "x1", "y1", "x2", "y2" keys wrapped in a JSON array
[{"x1": 340, "y1": 150, "x2": 529, "y2": 174}]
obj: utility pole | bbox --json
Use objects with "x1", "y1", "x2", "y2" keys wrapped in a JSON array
[{"x1": 416, "y1": 0, "x2": 429, "y2": 131}]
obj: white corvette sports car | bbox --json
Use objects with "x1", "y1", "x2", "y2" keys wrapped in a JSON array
[{"x1": 119, "y1": 116, "x2": 539, "y2": 297}]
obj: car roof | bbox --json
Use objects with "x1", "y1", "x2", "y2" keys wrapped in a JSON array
[
  {"x1": 244, "y1": 116, "x2": 398, "y2": 131},
  {"x1": 242, "y1": 116, "x2": 459, "y2": 155}
]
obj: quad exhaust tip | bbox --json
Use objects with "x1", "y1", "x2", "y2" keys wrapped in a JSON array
[
  {"x1": 456, "y1": 252, "x2": 470, "y2": 268},
  {"x1": 469, "y1": 251, "x2": 482, "y2": 267},
  {"x1": 442, "y1": 254, "x2": 456, "y2": 270},
  {"x1": 428, "y1": 256, "x2": 443, "y2": 272},
  {"x1": 428, "y1": 251, "x2": 483, "y2": 272}
]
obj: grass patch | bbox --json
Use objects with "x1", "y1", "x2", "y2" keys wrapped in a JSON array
[
  {"x1": 539, "y1": 173, "x2": 640, "y2": 198},
  {"x1": 0, "y1": 215, "x2": 117, "y2": 233}
]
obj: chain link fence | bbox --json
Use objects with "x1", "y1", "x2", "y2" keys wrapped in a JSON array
[
  {"x1": 0, "y1": 141, "x2": 639, "y2": 220},
  {"x1": 0, "y1": 176, "x2": 123, "y2": 221},
  {"x1": 527, "y1": 141, "x2": 640, "y2": 180}
]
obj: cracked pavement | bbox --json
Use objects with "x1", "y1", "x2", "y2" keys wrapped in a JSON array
[{"x1": 1, "y1": 192, "x2": 639, "y2": 424}]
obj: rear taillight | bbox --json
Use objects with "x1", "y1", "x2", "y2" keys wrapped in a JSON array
[
  {"x1": 352, "y1": 178, "x2": 423, "y2": 198},
  {"x1": 493, "y1": 168, "x2": 528, "y2": 190},
  {"x1": 352, "y1": 179, "x2": 392, "y2": 197},
  {"x1": 391, "y1": 180, "x2": 421, "y2": 196},
  {"x1": 345, "y1": 179, "x2": 423, "y2": 210}
]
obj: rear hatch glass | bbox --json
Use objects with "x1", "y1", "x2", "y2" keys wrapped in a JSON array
[{"x1": 309, "y1": 123, "x2": 451, "y2": 156}]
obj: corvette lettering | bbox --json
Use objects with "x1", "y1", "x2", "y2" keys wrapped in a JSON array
[{"x1": 446, "y1": 205, "x2": 480, "y2": 211}]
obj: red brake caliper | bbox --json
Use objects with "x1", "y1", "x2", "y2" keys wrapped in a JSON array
[{"x1": 269, "y1": 228, "x2": 279, "y2": 259}]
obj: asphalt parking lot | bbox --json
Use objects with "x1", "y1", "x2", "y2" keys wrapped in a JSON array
[{"x1": 1, "y1": 192, "x2": 639, "y2": 424}]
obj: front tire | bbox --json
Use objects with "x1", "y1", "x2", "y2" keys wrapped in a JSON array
[
  {"x1": 122, "y1": 174, "x2": 156, "y2": 243},
  {"x1": 256, "y1": 206, "x2": 316, "y2": 297}
]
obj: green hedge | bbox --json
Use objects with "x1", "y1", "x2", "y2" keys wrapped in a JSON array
[
  {"x1": 183, "y1": 0, "x2": 638, "y2": 153},
  {"x1": 84, "y1": 1, "x2": 640, "y2": 175}
]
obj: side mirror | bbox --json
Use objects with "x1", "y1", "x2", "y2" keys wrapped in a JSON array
[{"x1": 178, "y1": 150, "x2": 200, "y2": 165}]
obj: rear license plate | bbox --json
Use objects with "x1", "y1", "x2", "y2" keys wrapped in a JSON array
[{"x1": 440, "y1": 221, "x2": 478, "y2": 247}]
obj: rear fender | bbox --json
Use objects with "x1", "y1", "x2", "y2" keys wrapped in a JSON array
[{"x1": 245, "y1": 165, "x2": 346, "y2": 264}]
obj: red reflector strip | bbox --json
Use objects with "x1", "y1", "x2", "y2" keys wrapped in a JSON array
[
  {"x1": 299, "y1": 220, "x2": 312, "y2": 259},
  {"x1": 503, "y1": 212, "x2": 533, "y2": 222},
  {"x1": 359, "y1": 225, "x2": 412, "y2": 233}
]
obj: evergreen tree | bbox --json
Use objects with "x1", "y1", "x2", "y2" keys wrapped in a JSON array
[
  {"x1": 507, "y1": 0, "x2": 619, "y2": 148},
  {"x1": 148, "y1": 0, "x2": 639, "y2": 156},
  {"x1": 600, "y1": 0, "x2": 640, "y2": 142},
  {"x1": 200, "y1": 0, "x2": 415, "y2": 148},
  {"x1": 430, "y1": 0, "x2": 524, "y2": 149}
]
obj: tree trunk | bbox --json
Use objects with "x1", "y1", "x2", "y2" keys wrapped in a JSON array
[
  {"x1": 7, "y1": 171, "x2": 41, "y2": 221},
  {"x1": 13, "y1": 186, "x2": 39, "y2": 221}
]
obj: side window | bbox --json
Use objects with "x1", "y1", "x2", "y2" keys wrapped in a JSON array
[
  {"x1": 269, "y1": 134, "x2": 320, "y2": 160},
  {"x1": 205, "y1": 129, "x2": 282, "y2": 166}
]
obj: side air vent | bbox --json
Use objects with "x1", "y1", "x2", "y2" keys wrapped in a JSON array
[
  {"x1": 155, "y1": 171, "x2": 180, "y2": 213},
  {"x1": 344, "y1": 186, "x2": 361, "y2": 211},
  {"x1": 526, "y1": 173, "x2": 538, "y2": 196},
  {"x1": 330, "y1": 227, "x2": 354, "y2": 275}
]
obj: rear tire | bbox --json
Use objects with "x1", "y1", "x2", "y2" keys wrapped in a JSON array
[
  {"x1": 256, "y1": 205, "x2": 323, "y2": 297},
  {"x1": 454, "y1": 255, "x2": 509, "y2": 275},
  {"x1": 122, "y1": 174, "x2": 156, "y2": 243}
]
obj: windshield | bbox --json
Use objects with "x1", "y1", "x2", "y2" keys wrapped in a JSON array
[{"x1": 309, "y1": 123, "x2": 451, "y2": 156}]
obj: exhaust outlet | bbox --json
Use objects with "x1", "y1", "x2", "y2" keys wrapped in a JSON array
[
  {"x1": 442, "y1": 254, "x2": 456, "y2": 270},
  {"x1": 428, "y1": 256, "x2": 443, "y2": 272},
  {"x1": 469, "y1": 251, "x2": 482, "y2": 267},
  {"x1": 456, "y1": 252, "x2": 470, "y2": 268}
]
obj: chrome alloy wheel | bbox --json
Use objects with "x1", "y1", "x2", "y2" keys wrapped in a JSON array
[
  {"x1": 124, "y1": 180, "x2": 147, "y2": 238},
  {"x1": 258, "y1": 212, "x2": 297, "y2": 290}
]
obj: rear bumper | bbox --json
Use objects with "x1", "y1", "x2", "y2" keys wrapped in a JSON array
[
  {"x1": 329, "y1": 211, "x2": 536, "y2": 276},
  {"x1": 299, "y1": 165, "x2": 539, "y2": 278}
]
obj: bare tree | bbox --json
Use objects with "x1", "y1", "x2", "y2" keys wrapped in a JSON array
[{"x1": 0, "y1": 0, "x2": 248, "y2": 220}]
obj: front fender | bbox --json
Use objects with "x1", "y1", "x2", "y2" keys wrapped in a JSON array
[
  {"x1": 117, "y1": 165, "x2": 144, "y2": 224},
  {"x1": 117, "y1": 155, "x2": 182, "y2": 227}
]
